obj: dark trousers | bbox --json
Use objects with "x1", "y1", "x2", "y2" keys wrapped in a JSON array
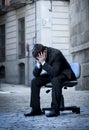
[{"x1": 30, "y1": 74, "x2": 68, "y2": 111}]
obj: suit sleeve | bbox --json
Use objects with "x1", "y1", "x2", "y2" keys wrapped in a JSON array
[
  {"x1": 42, "y1": 53, "x2": 62, "y2": 78},
  {"x1": 33, "y1": 63, "x2": 42, "y2": 77}
]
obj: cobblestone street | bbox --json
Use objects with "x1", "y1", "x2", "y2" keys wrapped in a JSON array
[{"x1": 0, "y1": 84, "x2": 89, "y2": 130}]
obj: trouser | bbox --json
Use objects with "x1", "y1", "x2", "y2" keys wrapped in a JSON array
[{"x1": 30, "y1": 74, "x2": 68, "y2": 111}]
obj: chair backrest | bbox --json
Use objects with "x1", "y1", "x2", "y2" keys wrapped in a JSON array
[{"x1": 70, "y1": 63, "x2": 81, "y2": 79}]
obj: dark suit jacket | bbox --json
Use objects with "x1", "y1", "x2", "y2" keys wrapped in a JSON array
[{"x1": 33, "y1": 47, "x2": 76, "y2": 81}]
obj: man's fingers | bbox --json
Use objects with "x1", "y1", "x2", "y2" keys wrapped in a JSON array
[
  {"x1": 38, "y1": 52, "x2": 44, "y2": 57},
  {"x1": 40, "y1": 52, "x2": 43, "y2": 56},
  {"x1": 38, "y1": 53, "x2": 41, "y2": 57}
]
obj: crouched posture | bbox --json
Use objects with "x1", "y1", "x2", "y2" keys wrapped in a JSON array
[{"x1": 24, "y1": 44, "x2": 76, "y2": 117}]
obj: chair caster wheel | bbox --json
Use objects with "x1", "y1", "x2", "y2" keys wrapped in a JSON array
[
  {"x1": 76, "y1": 107, "x2": 80, "y2": 114},
  {"x1": 72, "y1": 107, "x2": 80, "y2": 114}
]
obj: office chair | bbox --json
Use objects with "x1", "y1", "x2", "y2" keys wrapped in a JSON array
[{"x1": 42, "y1": 63, "x2": 81, "y2": 114}]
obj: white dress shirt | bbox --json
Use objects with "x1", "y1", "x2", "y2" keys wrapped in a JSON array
[{"x1": 36, "y1": 61, "x2": 47, "y2": 75}]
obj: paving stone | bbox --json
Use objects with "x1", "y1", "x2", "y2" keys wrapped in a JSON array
[{"x1": 0, "y1": 84, "x2": 89, "y2": 130}]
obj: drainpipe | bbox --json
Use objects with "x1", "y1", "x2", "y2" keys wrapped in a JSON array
[
  {"x1": 34, "y1": 0, "x2": 37, "y2": 44},
  {"x1": 49, "y1": 0, "x2": 52, "y2": 12}
]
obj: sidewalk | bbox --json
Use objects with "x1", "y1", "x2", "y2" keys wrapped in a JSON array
[{"x1": 0, "y1": 83, "x2": 89, "y2": 130}]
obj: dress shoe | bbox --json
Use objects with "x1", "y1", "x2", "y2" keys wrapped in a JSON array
[
  {"x1": 24, "y1": 108, "x2": 42, "y2": 117},
  {"x1": 45, "y1": 109, "x2": 59, "y2": 117}
]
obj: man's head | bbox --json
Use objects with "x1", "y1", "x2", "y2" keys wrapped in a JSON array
[{"x1": 32, "y1": 44, "x2": 47, "y2": 59}]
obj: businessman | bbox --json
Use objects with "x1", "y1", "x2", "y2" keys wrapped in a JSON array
[{"x1": 24, "y1": 44, "x2": 76, "y2": 117}]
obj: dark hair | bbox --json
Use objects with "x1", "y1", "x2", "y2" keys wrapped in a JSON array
[{"x1": 32, "y1": 44, "x2": 46, "y2": 58}]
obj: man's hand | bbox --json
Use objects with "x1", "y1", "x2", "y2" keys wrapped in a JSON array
[{"x1": 36, "y1": 51, "x2": 46, "y2": 64}]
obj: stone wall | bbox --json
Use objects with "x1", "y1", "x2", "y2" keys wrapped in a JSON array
[{"x1": 70, "y1": 0, "x2": 89, "y2": 90}]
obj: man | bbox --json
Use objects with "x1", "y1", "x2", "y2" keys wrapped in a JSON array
[{"x1": 24, "y1": 44, "x2": 76, "y2": 117}]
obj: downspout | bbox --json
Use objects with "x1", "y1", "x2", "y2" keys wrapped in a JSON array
[
  {"x1": 34, "y1": 0, "x2": 37, "y2": 44},
  {"x1": 31, "y1": 0, "x2": 37, "y2": 79},
  {"x1": 49, "y1": 0, "x2": 52, "y2": 12}
]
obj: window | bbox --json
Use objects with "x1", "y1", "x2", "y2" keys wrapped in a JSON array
[
  {"x1": 2, "y1": 0, "x2": 5, "y2": 7},
  {"x1": 0, "y1": 0, "x2": 5, "y2": 7},
  {"x1": 0, "y1": 24, "x2": 5, "y2": 62},
  {"x1": 18, "y1": 17, "x2": 25, "y2": 59},
  {"x1": 0, "y1": 66, "x2": 5, "y2": 79}
]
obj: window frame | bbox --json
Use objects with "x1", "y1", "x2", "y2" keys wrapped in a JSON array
[
  {"x1": 0, "y1": 24, "x2": 5, "y2": 62},
  {"x1": 18, "y1": 17, "x2": 25, "y2": 59}
]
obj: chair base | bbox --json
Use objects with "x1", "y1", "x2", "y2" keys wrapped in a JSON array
[
  {"x1": 42, "y1": 106, "x2": 80, "y2": 114},
  {"x1": 42, "y1": 94, "x2": 80, "y2": 115}
]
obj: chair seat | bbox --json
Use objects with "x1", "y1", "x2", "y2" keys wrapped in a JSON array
[{"x1": 45, "y1": 80, "x2": 78, "y2": 88}]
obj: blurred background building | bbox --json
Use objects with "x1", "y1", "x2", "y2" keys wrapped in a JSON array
[{"x1": 0, "y1": 0, "x2": 89, "y2": 90}]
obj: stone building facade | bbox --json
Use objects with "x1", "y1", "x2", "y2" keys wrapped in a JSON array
[
  {"x1": 0, "y1": 0, "x2": 70, "y2": 85},
  {"x1": 0, "y1": 0, "x2": 89, "y2": 90}
]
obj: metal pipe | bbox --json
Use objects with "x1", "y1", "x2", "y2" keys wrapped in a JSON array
[
  {"x1": 34, "y1": 0, "x2": 37, "y2": 44},
  {"x1": 49, "y1": 0, "x2": 52, "y2": 12}
]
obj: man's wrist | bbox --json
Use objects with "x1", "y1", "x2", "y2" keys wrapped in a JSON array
[
  {"x1": 36, "y1": 62, "x2": 41, "y2": 68},
  {"x1": 41, "y1": 61, "x2": 45, "y2": 65}
]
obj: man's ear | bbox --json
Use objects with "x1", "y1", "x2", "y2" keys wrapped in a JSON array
[
  {"x1": 45, "y1": 49, "x2": 47, "y2": 54},
  {"x1": 44, "y1": 49, "x2": 47, "y2": 53},
  {"x1": 44, "y1": 49, "x2": 47, "y2": 57}
]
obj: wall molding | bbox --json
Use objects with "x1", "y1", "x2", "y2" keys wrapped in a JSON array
[{"x1": 71, "y1": 42, "x2": 89, "y2": 53}]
